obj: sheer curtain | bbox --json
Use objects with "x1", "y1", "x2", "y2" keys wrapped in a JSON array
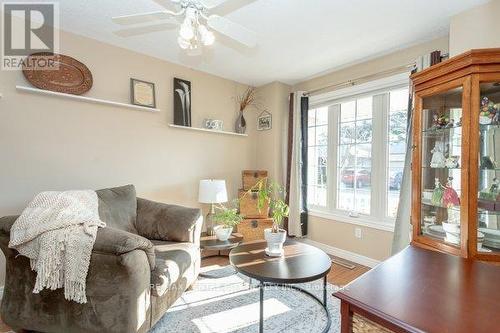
[
  {"x1": 392, "y1": 51, "x2": 444, "y2": 254},
  {"x1": 391, "y1": 79, "x2": 414, "y2": 254}
]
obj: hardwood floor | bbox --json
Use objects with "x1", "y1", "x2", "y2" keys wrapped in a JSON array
[{"x1": 0, "y1": 253, "x2": 370, "y2": 333}]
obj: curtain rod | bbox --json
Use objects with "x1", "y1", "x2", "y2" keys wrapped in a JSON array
[{"x1": 304, "y1": 62, "x2": 416, "y2": 97}]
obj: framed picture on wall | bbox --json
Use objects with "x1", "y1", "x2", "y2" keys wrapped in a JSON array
[
  {"x1": 173, "y1": 77, "x2": 192, "y2": 126},
  {"x1": 257, "y1": 110, "x2": 272, "y2": 131},
  {"x1": 130, "y1": 78, "x2": 156, "y2": 108}
]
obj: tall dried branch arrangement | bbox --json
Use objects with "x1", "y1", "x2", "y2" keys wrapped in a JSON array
[{"x1": 237, "y1": 87, "x2": 259, "y2": 112}]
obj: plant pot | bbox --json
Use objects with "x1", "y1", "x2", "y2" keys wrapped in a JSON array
[
  {"x1": 264, "y1": 228, "x2": 287, "y2": 257},
  {"x1": 214, "y1": 226, "x2": 233, "y2": 241}
]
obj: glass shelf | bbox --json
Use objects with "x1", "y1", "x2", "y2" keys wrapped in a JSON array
[
  {"x1": 422, "y1": 167, "x2": 461, "y2": 170},
  {"x1": 479, "y1": 124, "x2": 500, "y2": 131},
  {"x1": 422, "y1": 126, "x2": 462, "y2": 133},
  {"x1": 478, "y1": 209, "x2": 500, "y2": 216},
  {"x1": 421, "y1": 200, "x2": 461, "y2": 210}
]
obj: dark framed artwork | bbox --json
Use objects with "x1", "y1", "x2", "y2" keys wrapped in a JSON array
[
  {"x1": 173, "y1": 77, "x2": 191, "y2": 126},
  {"x1": 257, "y1": 110, "x2": 272, "y2": 130},
  {"x1": 130, "y1": 78, "x2": 156, "y2": 108}
]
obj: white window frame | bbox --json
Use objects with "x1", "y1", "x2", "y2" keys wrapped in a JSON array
[{"x1": 307, "y1": 73, "x2": 410, "y2": 232}]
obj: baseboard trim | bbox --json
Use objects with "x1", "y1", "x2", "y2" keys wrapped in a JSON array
[{"x1": 300, "y1": 238, "x2": 381, "y2": 268}]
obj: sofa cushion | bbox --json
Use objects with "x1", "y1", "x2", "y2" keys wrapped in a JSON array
[
  {"x1": 150, "y1": 240, "x2": 199, "y2": 297},
  {"x1": 96, "y1": 184, "x2": 137, "y2": 234},
  {"x1": 136, "y1": 198, "x2": 201, "y2": 242}
]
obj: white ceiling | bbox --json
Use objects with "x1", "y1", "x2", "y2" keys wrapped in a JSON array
[{"x1": 24, "y1": 0, "x2": 491, "y2": 86}]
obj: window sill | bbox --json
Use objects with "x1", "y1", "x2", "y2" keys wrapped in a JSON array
[{"x1": 308, "y1": 209, "x2": 395, "y2": 232}]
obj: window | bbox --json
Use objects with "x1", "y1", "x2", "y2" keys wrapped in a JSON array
[
  {"x1": 307, "y1": 107, "x2": 328, "y2": 206},
  {"x1": 337, "y1": 98, "x2": 373, "y2": 215},
  {"x1": 307, "y1": 85, "x2": 409, "y2": 227}
]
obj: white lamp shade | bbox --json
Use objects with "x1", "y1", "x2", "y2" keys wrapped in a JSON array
[{"x1": 198, "y1": 179, "x2": 228, "y2": 203}]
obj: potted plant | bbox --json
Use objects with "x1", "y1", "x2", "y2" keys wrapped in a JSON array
[
  {"x1": 212, "y1": 201, "x2": 243, "y2": 241},
  {"x1": 242, "y1": 179, "x2": 289, "y2": 257}
]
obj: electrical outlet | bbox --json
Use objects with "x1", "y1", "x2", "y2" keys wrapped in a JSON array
[{"x1": 354, "y1": 227, "x2": 362, "y2": 239}]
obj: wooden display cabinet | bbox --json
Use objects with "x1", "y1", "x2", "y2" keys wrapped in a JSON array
[{"x1": 411, "y1": 48, "x2": 500, "y2": 262}]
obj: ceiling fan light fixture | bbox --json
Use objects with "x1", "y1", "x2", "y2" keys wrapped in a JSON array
[
  {"x1": 198, "y1": 24, "x2": 215, "y2": 46},
  {"x1": 179, "y1": 20, "x2": 194, "y2": 40},
  {"x1": 177, "y1": 36, "x2": 191, "y2": 49}
]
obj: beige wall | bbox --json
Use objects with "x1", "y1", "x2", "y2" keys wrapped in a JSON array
[
  {"x1": 294, "y1": 36, "x2": 449, "y2": 92},
  {"x1": 293, "y1": 37, "x2": 449, "y2": 262},
  {"x1": 0, "y1": 25, "x2": 257, "y2": 285},
  {"x1": 255, "y1": 82, "x2": 291, "y2": 183},
  {"x1": 308, "y1": 216, "x2": 394, "y2": 261},
  {"x1": 449, "y1": 0, "x2": 500, "y2": 56}
]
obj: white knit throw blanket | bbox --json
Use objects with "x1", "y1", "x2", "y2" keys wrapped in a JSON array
[{"x1": 9, "y1": 190, "x2": 105, "y2": 303}]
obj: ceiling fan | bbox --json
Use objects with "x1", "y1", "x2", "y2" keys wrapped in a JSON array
[{"x1": 112, "y1": 0, "x2": 257, "y2": 54}]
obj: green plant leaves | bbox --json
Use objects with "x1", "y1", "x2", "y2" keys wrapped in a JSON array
[
  {"x1": 238, "y1": 177, "x2": 290, "y2": 231},
  {"x1": 213, "y1": 201, "x2": 243, "y2": 227}
]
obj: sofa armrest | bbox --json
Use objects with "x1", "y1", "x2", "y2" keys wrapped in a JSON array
[
  {"x1": 136, "y1": 198, "x2": 202, "y2": 244},
  {"x1": 0, "y1": 215, "x2": 19, "y2": 235},
  {"x1": 93, "y1": 227, "x2": 156, "y2": 270}
]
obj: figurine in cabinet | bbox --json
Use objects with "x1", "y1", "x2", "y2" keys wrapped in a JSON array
[
  {"x1": 479, "y1": 178, "x2": 500, "y2": 201},
  {"x1": 442, "y1": 177, "x2": 460, "y2": 207},
  {"x1": 431, "y1": 178, "x2": 444, "y2": 206},
  {"x1": 433, "y1": 114, "x2": 449, "y2": 128},
  {"x1": 430, "y1": 142, "x2": 446, "y2": 168},
  {"x1": 479, "y1": 97, "x2": 499, "y2": 125},
  {"x1": 480, "y1": 156, "x2": 495, "y2": 169},
  {"x1": 445, "y1": 155, "x2": 460, "y2": 168}
]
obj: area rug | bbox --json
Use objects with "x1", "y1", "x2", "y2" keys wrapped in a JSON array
[{"x1": 151, "y1": 265, "x2": 341, "y2": 333}]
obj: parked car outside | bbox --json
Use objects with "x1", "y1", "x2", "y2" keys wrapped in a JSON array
[{"x1": 341, "y1": 169, "x2": 371, "y2": 188}]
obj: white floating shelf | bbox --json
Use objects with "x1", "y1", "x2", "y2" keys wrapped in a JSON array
[
  {"x1": 169, "y1": 124, "x2": 248, "y2": 137},
  {"x1": 16, "y1": 85, "x2": 161, "y2": 113}
]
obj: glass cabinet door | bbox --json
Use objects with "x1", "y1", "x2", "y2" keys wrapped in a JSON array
[
  {"x1": 419, "y1": 87, "x2": 463, "y2": 248},
  {"x1": 476, "y1": 82, "x2": 500, "y2": 255}
]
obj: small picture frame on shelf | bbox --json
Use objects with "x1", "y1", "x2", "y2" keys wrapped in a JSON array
[
  {"x1": 203, "y1": 119, "x2": 224, "y2": 131},
  {"x1": 257, "y1": 110, "x2": 272, "y2": 131},
  {"x1": 130, "y1": 78, "x2": 156, "y2": 108}
]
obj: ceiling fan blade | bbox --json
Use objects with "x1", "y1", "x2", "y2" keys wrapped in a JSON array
[
  {"x1": 113, "y1": 22, "x2": 178, "y2": 38},
  {"x1": 200, "y1": 0, "x2": 232, "y2": 9},
  {"x1": 207, "y1": 15, "x2": 257, "y2": 47},
  {"x1": 112, "y1": 11, "x2": 173, "y2": 25},
  {"x1": 152, "y1": 0, "x2": 180, "y2": 11}
]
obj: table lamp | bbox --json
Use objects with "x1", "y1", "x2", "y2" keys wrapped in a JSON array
[{"x1": 198, "y1": 179, "x2": 228, "y2": 236}]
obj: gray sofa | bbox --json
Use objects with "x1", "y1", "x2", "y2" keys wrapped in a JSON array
[{"x1": 0, "y1": 185, "x2": 203, "y2": 333}]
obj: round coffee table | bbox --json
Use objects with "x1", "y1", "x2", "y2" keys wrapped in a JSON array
[
  {"x1": 199, "y1": 232, "x2": 243, "y2": 278},
  {"x1": 230, "y1": 240, "x2": 332, "y2": 333}
]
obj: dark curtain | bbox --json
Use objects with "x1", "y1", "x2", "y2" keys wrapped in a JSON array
[
  {"x1": 300, "y1": 96, "x2": 309, "y2": 236},
  {"x1": 284, "y1": 93, "x2": 294, "y2": 232}
]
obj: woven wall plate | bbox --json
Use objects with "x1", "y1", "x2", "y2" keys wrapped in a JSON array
[{"x1": 22, "y1": 52, "x2": 93, "y2": 95}]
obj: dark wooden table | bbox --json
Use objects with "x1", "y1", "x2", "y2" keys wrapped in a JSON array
[
  {"x1": 199, "y1": 232, "x2": 243, "y2": 278},
  {"x1": 230, "y1": 240, "x2": 332, "y2": 333},
  {"x1": 200, "y1": 232, "x2": 243, "y2": 254},
  {"x1": 334, "y1": 245, "x2": 500, "y2": 333}
]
